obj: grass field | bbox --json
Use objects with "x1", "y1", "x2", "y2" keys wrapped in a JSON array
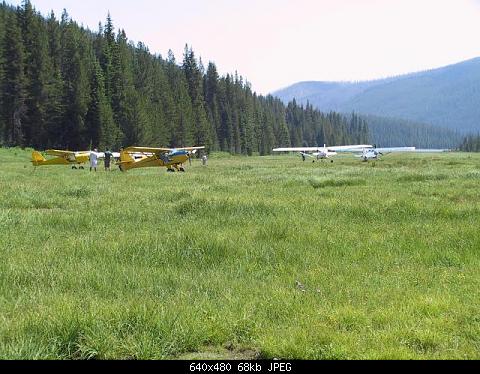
[{"x1": 1, "y1": 148, "x2": 480, "y2": 360}]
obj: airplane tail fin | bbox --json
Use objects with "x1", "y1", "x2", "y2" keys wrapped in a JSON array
[
  {"x1": 117, "y1": 150, "x2": 136, "y2": 172},
  {"x1": 32, "y1": 151, "x2": 46, "y2": 165},
  {"x1": 120, "y1": 150, "x2": 135, "y2": 163}
]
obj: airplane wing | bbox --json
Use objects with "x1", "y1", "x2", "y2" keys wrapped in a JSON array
[
  {"x1": 124, "y1": 146, "x2": 205, "y2": 154},
  {"x1": 273, "y1": 145, "x2": 373, "y2": 153},
  {"x1": 327, "y1": 145, "x2": 373, "y2": 152},
  {"x1": 94, "y1": 152, "x2": 121, "y2": 159},
  {"x1": 273, "y1": 148, "x2": 325, "y2": 152},
  {"x1": 375, "y1": 147, "x2": 416, "y2": 154},
  {"x1": 123, "y1": 147, "x2": 172, "y2": 154},
  {"x1": 175, "y1": 147, "x2": 206, "y2": 151},
  {"x1": 46, "y1": 149, "x2": 78, "y2": 157}
]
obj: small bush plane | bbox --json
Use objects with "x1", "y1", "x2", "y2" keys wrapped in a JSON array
[
  {"x1": 352, "y1": 146, "x2": 416, "y2": 162},
  {"x1": 32, "y1": 150, "x2": 91, "y2": 169},
  {"x1": 273, "y1": 145, "x2": 373, "y2": 162},
  {"x1": 117, "y1": 146, "x2": 205, "y2": 172},
  {"x1": 32, "y1": 150, "x2": 120, "y2": 169}
]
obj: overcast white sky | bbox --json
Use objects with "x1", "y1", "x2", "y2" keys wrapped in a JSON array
[{"x1": 7, "y1": 0, "x2": 480, "y2": 94}]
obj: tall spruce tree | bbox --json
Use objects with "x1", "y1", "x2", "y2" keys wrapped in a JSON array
[
  {"x1": 0, "y1": 2, "x2": 6, "y2": 144},
  {"x1": 1, "y1": 9, "x2": 27, "y2": 146},
  {"x1": 44, "y1": 10, "x2": 64, "y2": 148},
  {"x1": 60, "y1": 16, "x2": 90, "y2": 149},
  {"x1": 85, "y1": 58, "x2": 118, "y2": 149},
  {"x1": 183, "y1": 45, "x2": 211, "y2": 149},
  {"x1": 20, "y1": 0, "x2": 51, "y2": 147}
]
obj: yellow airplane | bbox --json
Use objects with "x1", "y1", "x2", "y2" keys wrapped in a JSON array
[
  {"x1": 117, "y1": 146, "x2": 205, "y2": 172},
  {"x1": 32, "y1": 150, "x2": 91, "y2": 169}
]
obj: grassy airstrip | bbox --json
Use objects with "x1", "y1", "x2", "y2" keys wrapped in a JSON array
[{"x1": 1, "y1": 148, "x2": 480, "y2": 360}]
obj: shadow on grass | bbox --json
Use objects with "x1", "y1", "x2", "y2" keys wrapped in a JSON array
[{"x1": 397, "y1": 174, "x2": 448, "y2": 183}]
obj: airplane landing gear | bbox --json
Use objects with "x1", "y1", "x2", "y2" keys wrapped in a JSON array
[
  {"x1": 167, "y1": 168, "x2": 175, "y2": 173},
  {"x1": 72, "y1": 166, "x2": 77, "y2": 170}
]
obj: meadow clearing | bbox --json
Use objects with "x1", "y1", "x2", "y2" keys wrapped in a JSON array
[{"x1": 1, "y1": 148, "x2": 480, "y2": 360}]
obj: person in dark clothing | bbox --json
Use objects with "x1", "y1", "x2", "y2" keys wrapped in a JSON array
[{"x1": 104, "y1": 150, "x2": 113, "y2": 171}]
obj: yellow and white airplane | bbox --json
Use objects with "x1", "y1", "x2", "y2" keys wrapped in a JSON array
[
  {"x1": 32, "y1": 150, "x2": 91, "y2": 169},
  {"x1": 32, "y1": 150, "x2": 120, "y2": 169},
  {"x1": 117, "y1": 146, "x2": 205, "y2": 172}
]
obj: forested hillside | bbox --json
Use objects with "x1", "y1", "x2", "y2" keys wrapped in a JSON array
[
  {"x1": 363, "y1": 115, "x2": 461, "y2": 149},
  {"x1": 0, "y1": 1, "x2": 368, "y2": 154},
  {"x1": 459, "y1": 134, "x2": 480, "y2": 152},
  {"x1": 274, "y1": 58, "x2": 480, "y2": 136}
]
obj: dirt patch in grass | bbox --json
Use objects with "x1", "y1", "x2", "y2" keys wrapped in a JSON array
[
  {"x1": 177, "y1": 346, "x2": 261, "y2": 360},
  {"x1": 309, "y1": 178, "x2": 366, "y2": 189},
  {"x1": 61, "y1": 187, "x2": 93, "y2": 199}
]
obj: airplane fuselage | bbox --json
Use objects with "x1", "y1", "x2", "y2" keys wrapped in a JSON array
[
  {"x1": 118, "y1": 150, "x2": 190, "y2": 172},
  {"x1": 313, "y1": 150, "x2": 337, "y2": 159},
  {"x1": 32, "y1": 152, "x2": 90, "y2": 167},
  {"x1": 361, "y1": 149, "x2": 381, "y2": 161}
]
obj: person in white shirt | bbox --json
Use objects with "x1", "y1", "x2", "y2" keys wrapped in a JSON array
[{"x1": 90, "y1": 149, "x2": 99, "y2": 172}]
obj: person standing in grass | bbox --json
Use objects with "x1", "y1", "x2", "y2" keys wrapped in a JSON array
[
  {"x1": 90, "y1": 149, "x2": 99, "y2": 172},
  {"x1": 104, "y1": 149, "x2": 113, "y2": 171}
]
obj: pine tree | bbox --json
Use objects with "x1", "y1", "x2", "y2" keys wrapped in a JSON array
[
  {"x1": 205, "y1": 62, "x2": 220, "y2": 150},
  {"x1": 1, "y1": 9, "x2": 27, "y2": 146},
  {"x1": 101, "y1": 13, "x2": 115, "y2": 100},
  {"x1": 0, "y1": 2, "x2": 6, "y2": 144},
  {"x1": 85, "y1": 58, "x2": 118, "y2": 149},
  {"x1": 111, "y1": 29, "x2": 144, "y2": 146},
  {"x1": 60, "y1": 17, "x2": 90, "y2": 149},
  {"x1": 19, "y1": 0, "x2": 51, "y2": 147},
  {"x1": 182, "y1": 45, "x2": 211, "y2": 149},
  {"x1": 44, "y1": 10, "x2": 64, "y2": 148}
]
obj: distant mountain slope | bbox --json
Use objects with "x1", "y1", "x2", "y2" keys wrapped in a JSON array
[
  {"x1": 274, "y1": 58, "x2": 480, "y2": 133},
  {"x1": 362, "y1": 115, "x2": 462, "y2": 149}
]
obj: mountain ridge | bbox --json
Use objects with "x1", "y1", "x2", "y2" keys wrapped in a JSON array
[{"x1": 274, "y1": 57, "x2": 480, "y2": 134}]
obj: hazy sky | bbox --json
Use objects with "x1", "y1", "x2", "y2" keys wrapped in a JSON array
[{"x1": 7, "y1": 0, "x2": 480, "y2": 94}]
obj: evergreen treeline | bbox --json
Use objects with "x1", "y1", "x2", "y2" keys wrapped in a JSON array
[
  {"x1": 0, "y1": 1, "x2": 368, "y2": 154},
  {"x1": 459, "y1": 135, "x2": 480, "y2": 152},
  {"x1": 363, "y1": 114, "x2": 461, "y2": 149}
]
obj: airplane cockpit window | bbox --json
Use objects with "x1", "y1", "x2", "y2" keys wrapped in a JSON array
[{"x1": 160, "y1": 153, "x2": 171, "y2": 163}]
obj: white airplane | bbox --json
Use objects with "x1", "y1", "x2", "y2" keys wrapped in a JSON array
[
  {"x1": 354, "y1": 147, "x2": 417, "y2": 162},
  {"x1": 273, "y1": 145, "x2": 373, "y2": 162}
]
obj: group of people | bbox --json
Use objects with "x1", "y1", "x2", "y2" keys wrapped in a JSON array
[{"x1": 89, "y1": 149, "x2": 114, "y2": 172}]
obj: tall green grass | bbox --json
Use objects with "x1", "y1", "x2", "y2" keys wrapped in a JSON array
[{"x1": 1, "y1": 148, "x2": 480, "y2": 359}]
